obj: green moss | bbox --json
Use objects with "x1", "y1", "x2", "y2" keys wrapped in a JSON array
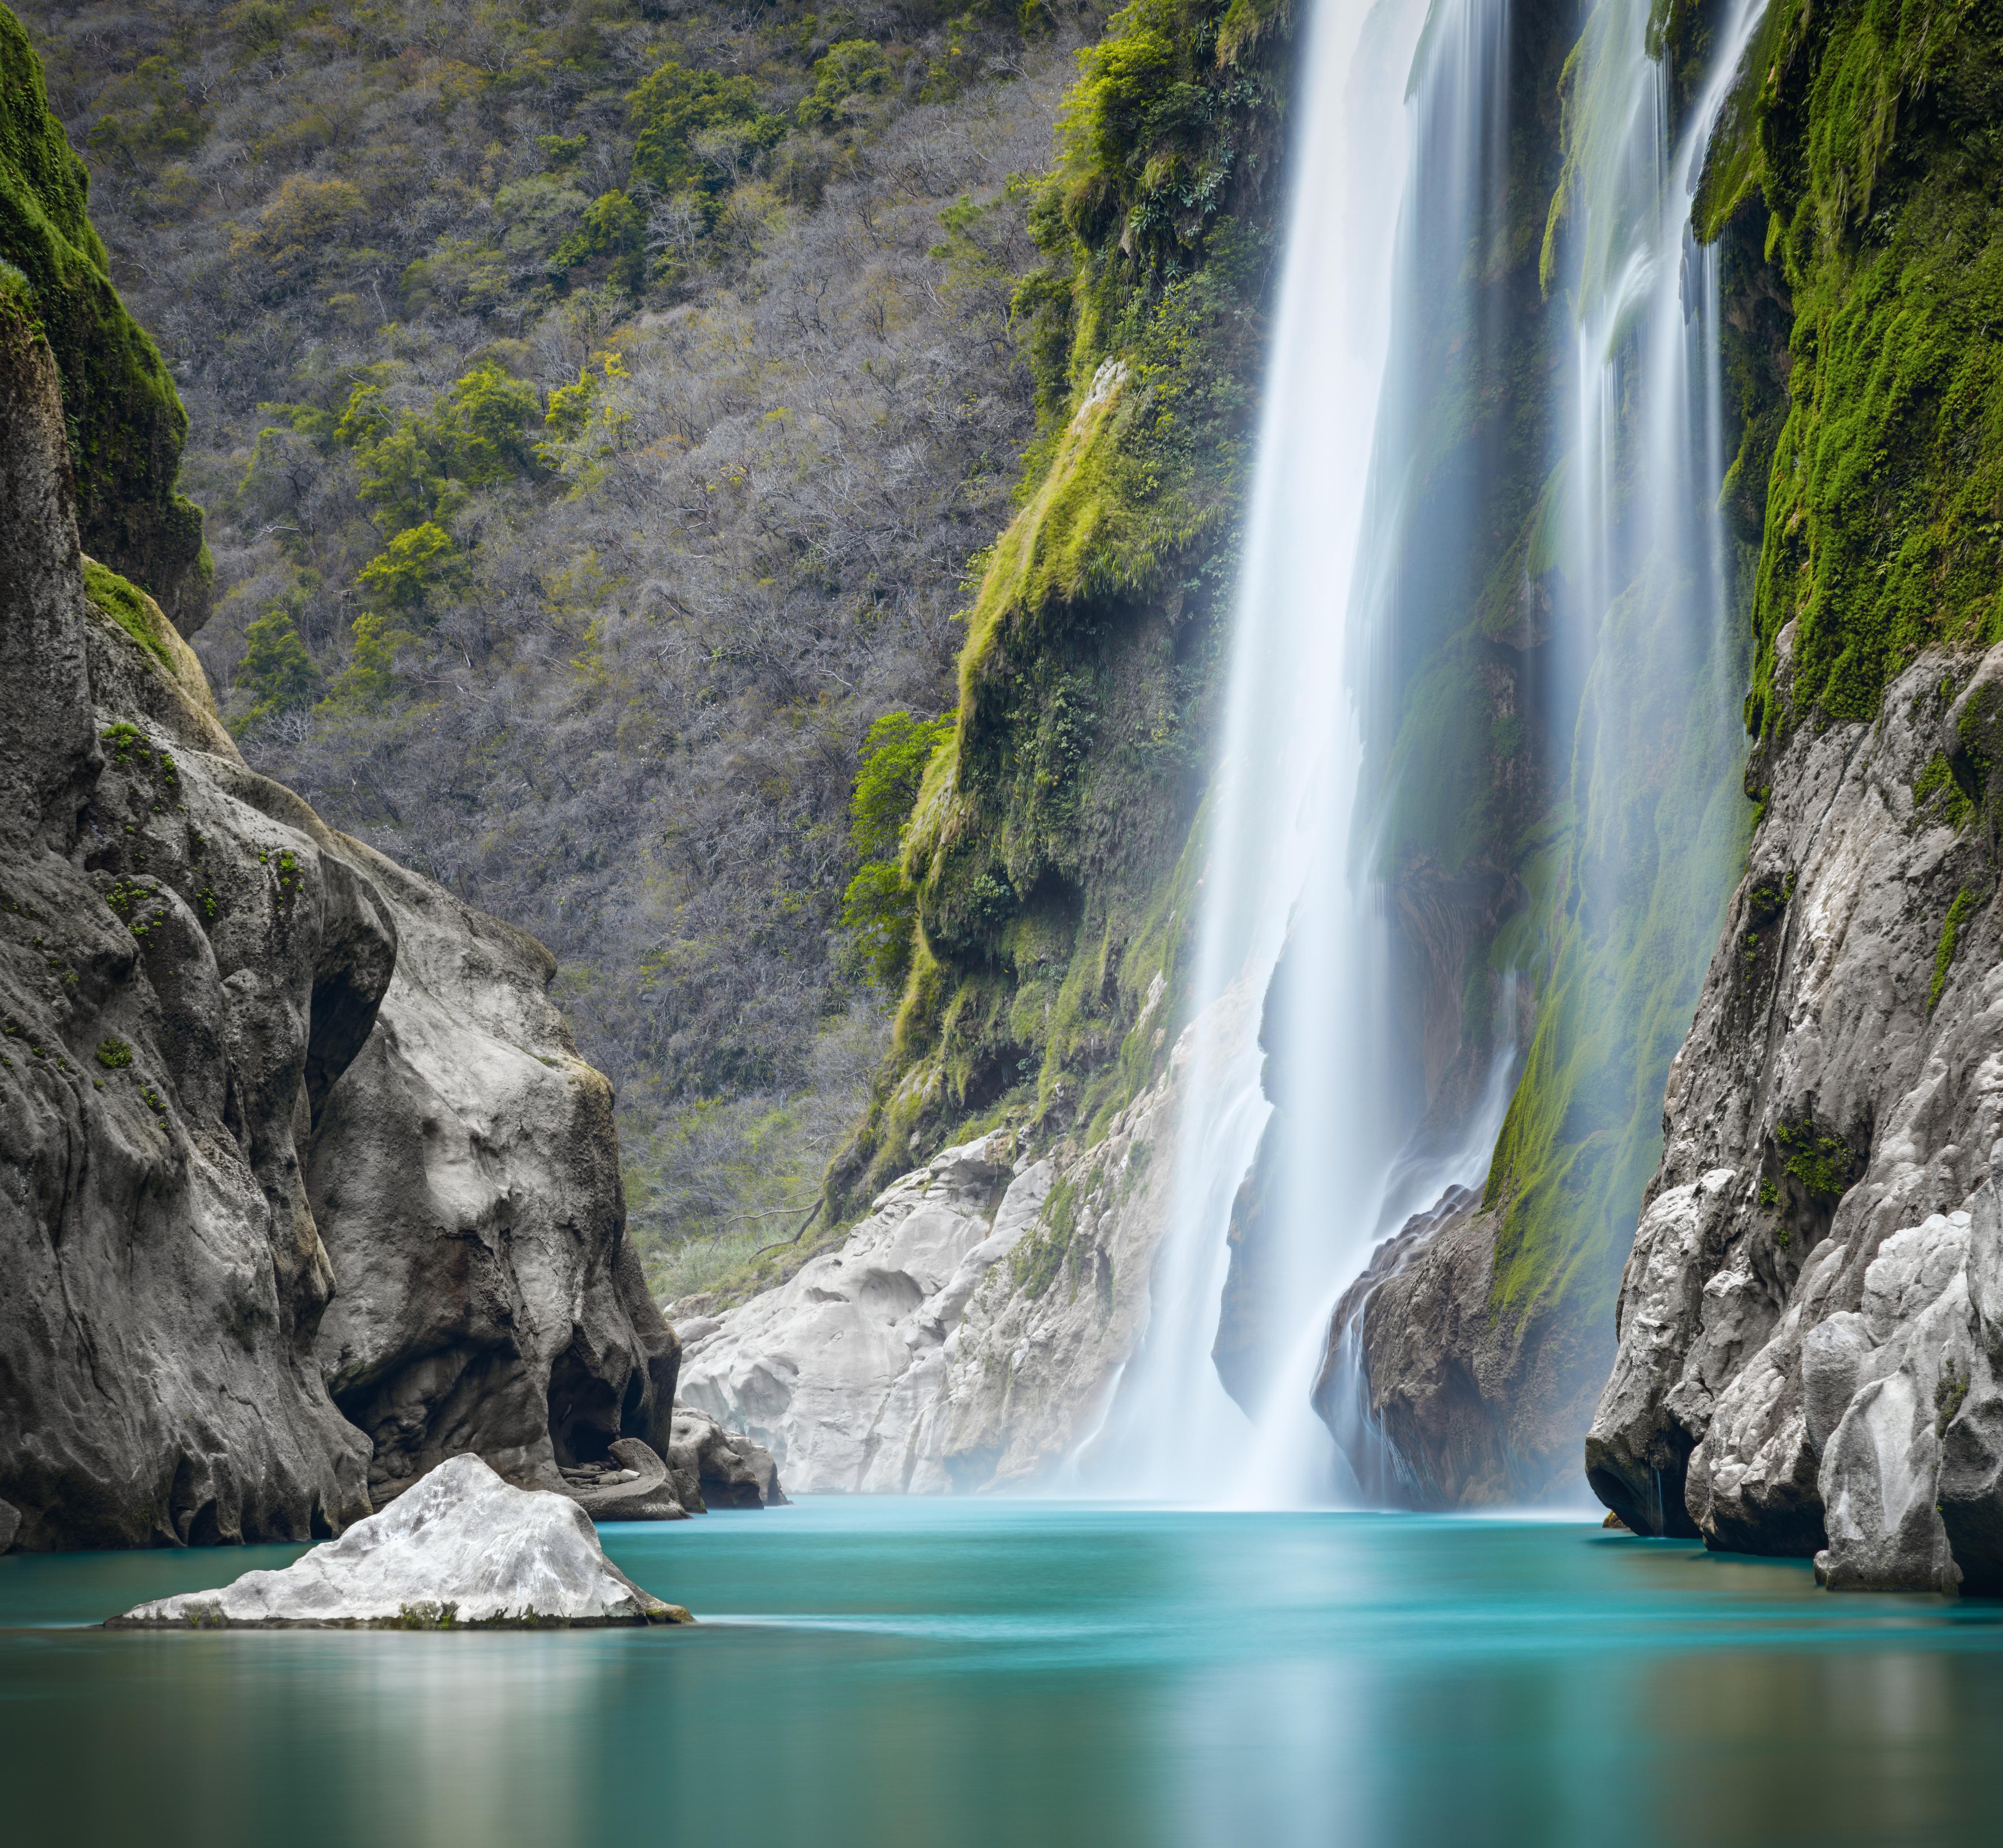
[
  {"x1": 1929, "y1": 885, "x2": 1982, "y2": 1013},
  {"x1": 1913, "y1": 749, "x2": 1977, "y2": 831},
  {"x1": 82, "y1": 560, "x2": 176, "y2": 673},
  {"x1": 0, "y1": 6, "x2": 207, "y2": 618},
  {"x1": 1708, "y1": 0, "x2": 2003, "y2": 730}
]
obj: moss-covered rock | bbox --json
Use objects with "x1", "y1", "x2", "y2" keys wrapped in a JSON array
[
  {"x1": 829, "y1": 0, "x2": 1292, "y2": 1207},
  {"x1": 0, "y1": 3, "x2": 207, "y2": 625}
]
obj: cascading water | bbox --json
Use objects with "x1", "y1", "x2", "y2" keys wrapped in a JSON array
[
  {"x1": 1074, "y1": 0, "x2": 1508, "y2": 1502},
  {"x1": 1076, "y1": 0, "x2": 1767, "y2": 1508}
]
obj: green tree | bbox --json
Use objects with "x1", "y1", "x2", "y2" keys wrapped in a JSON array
[
  {"x1": 551, "y1": 189, "x2": 649, "y2": 292},
  {"x1": 233, "y1": 606, "x2": 318, "y2": 730},
  {"x1": 627, "y1": 62, "x2": 786, "y2": 206},
  {"x1": 797, "y1": 40, "x2": 893, "y2": 129},
  {"x1": 320, "y1": 612, "x2": 419, "y2": 710},
  {"x1": 357, "y1": 521, "x2": 466, "y2": 614}
]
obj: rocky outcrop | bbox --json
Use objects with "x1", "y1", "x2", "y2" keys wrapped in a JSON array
[
  {"x1": 0, "y1": 290, "x2": 672, "y2": 1549},
  {"x1": 303, "y1": 828, "x2": 680, "y2": 1509},
  {"x1": 676, "y1": 1037, "x2": 1186, "y2": 1492},
  {"x1": 1585, "y1": 639, "x2": 2003, "y2": 1589},
  {"x1": 110, "y1": 1454, "x2": 690, "y2": 1628},
  {"x1": 669, "y1": 1408, "x2": 787, "y2": 1509},
  {"x1": 1311, "y1": 1183, "x2": 1609, "y2": 1506}
]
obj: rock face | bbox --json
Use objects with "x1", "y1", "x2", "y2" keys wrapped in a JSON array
[
  {"x1": 676, "y1": 1038, "x2": 1186, "y2": 1492},
  {"x1": 1311, "y1": 1184, "x2": 1609, "y2": 1506},
  {"x1": 1584, "y1": 639, "x2": 2003, "y2": 1590},
  {"x1": 110, "y1": 1454, "x2": 689, "y2": 1627},
  {"x1": 304, "y1": 832, "x2": 680, "y2": 1509},
  {"x1": 1316, "y1": 1186, "x2": 1611, "y2": 1510},
  {"x1": 0, "y1": 291, "x2": 671, "y2": 1549}
]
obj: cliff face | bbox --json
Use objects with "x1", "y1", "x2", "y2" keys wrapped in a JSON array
[
  {"x1": 1586, "y1": 642, "x2": 2003, "y2": 1591},
  {"x1": 1579, "y1": 0, "x2": 2003, "y2": 1583},
  {"x1": 678, "y1": 1015, "x2": 1190, "y2": 1492},
  {"x1": 0, "y1": 287, "x2": 675, "y2": 1550}
]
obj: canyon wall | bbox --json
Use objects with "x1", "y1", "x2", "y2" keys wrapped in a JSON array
[{"x1": 0, "y1": 50, "x2": 679, "y2": 1546}]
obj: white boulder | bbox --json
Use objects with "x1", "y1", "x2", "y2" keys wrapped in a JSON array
[{"x1": 108, "y1": 1454, "x2": 690, "y2": 1628}]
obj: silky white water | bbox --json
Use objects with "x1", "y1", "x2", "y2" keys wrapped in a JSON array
[
  {"x1": 1079, "y1": 0, "x2": 1764, "y2": 1507},
  {"x1": 1073, "y1": 0, "x2": 1436, "y2": 1501}
]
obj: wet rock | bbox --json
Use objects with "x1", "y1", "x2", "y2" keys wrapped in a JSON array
[
  {"x1": 1312, "y1": 1184, "x2": 1610, "y2": 1506},
  {"x1": 677, "y1": 1017, "x2": 1193, "y2": 1492},
  {"x1": 1585, "y1": 647, "x2": 2003, "y2": 1587},
  {"x1": 109, "y1": 1455, "x2": 689, "y2": 1628}
]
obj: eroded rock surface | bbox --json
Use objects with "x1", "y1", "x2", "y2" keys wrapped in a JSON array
[
  {"x1": 1583, "y1": 638, "x2": 2003, "y2": 1588},
  {"x1": 111, "y1": 1454, "x2": 688, "y2": 1627},
  {"x1": 0, "y1": 295, "x2": 670, "y2": 1549},
  {"x1": 676, "y1": 1036, "x2": 1187, "y2": 1492}
]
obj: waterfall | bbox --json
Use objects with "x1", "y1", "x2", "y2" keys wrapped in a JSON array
[{"x1": 1078, "y1": 0, "x2": 1764, "y2": 1505}]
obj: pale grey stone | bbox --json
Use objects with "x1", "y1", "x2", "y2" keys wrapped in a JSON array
[{"x1": 109, "y1": 1454, "x2": 688, "y2": 1627}]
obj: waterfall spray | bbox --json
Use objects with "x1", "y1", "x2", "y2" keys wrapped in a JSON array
[{"x1": 1078, "y1": 0, "x2": 1763, "y2": 1507}]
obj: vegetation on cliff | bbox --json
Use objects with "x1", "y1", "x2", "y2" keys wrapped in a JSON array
[
  {"x1": 0, "y1": 3, "x2": 205, "y2": 619},
  {"x1": 1702, "y1": 0, "x2": 2003, "y2": 731},
  {"x1": 830, "y1": 0, "x2": 1296, "y2": 1209}
]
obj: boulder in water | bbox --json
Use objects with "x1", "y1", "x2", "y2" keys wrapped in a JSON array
[{"x1": 107, "y1": 1455, "x2": 690, "y2": 1628}]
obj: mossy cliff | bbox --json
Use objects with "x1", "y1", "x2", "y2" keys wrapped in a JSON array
[
  {"x1": 1578, "y1": 0, "x2": 2003, "y2": 1569},
  {"x1": 0, "y1": 2, "x2": 207, "y2": 625},
  {"x1": 1702, "y1": 0, "x2": 2003, "y2": 737},
  {"x1": 829, "y1": 0, "x2": 1299, "y2": 1208}
]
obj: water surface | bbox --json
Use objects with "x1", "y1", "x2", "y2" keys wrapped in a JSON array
[{"x1": 3, "y1": 1501, "x2": 1998, "y2": 1845}]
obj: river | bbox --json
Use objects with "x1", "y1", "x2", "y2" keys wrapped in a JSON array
[{"x1": 5, "y1": 1501, "x2": 2002, "y2": 1845}]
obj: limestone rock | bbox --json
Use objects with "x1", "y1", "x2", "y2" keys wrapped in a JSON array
[
  {"x1": 669, "y1": 1408, "x2": 787, "y2": 1508},
  {"x1": 305, "y1": 833, "x2": 679, "y2": 1511},
  {"x1": 1582, "y1": 643, "x2": 2003, "y2": 1589},
  {"x1": 109, "y1": 1454, "x2": 689, "y2": 1628},
  {"x1": 0, "y1": 281, "x2": 663, "y2": 1549},
  {"x1": 676, "y1": 1029, "x2": 1189, "y2": 1492}
]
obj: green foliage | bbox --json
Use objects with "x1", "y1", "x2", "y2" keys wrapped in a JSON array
[
  {"x1": 798, "y1": 40, "x2": 893, "y2": 128},
  {"x1": 627, "y1": 61, "x2": 787, "y2": 208},
  {"x1": 94, "y1": 1036, "x2": 132, "y2": 1069},
  {"x1": 552, "y1": 189, "x2": 647, "y2": 291},
  {"x1": 357, "y1": 523, "x2": 464, "y2": 615},
  {"x1": 1930, "y1": 886, "x2": 1982, "y2": 1013},
  {"x1": 233, "y1": 606, "x2": 319, "y2": 731},
  {"x1": 1774, "y1": 1116, "x2": 1862, "y2": 1205},
  {"x1": 1709, "y1": 0, "x2": 2003, "y2": 729},
  {"x1": 321, "y1": 611, "x2": 419, "y2": 709},
  {"x1": 334, "y1": 362, "x2": 545, "y2": 534},
  {"x1": 0, "y1": 4, "x2": 206, "y2": 617}
]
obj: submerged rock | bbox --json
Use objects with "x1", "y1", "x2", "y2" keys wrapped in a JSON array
[{"x1": 109, "y1": 1455, "x2": 689, "y2": 1629}]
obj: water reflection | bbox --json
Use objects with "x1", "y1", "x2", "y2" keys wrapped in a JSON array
[{"x1": 4, "y1": 1507, "x2": 2003, "y2": 1847}]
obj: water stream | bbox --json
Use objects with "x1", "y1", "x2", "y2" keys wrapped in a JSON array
[{"x1": 1083, "y1": 0, "x2": 1764, "y2": 1504}]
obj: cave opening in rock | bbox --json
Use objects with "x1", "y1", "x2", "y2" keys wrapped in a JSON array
[{"x1": 546, "y1": 1339, "x2": 620, "y2": 1467}]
